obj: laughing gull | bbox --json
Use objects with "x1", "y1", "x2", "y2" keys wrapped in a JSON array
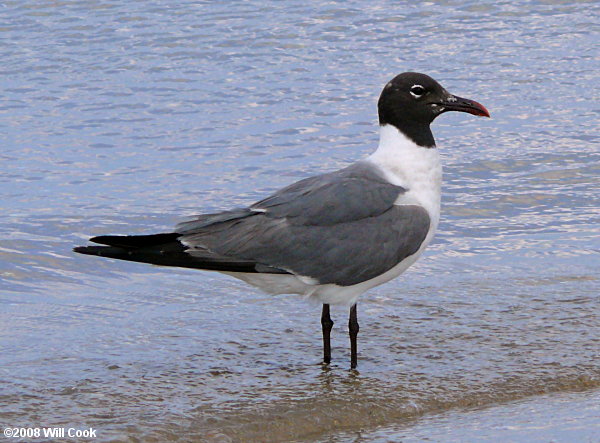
[{"x1": 74, "y1": 72, "x2": 489, "y2": 369}]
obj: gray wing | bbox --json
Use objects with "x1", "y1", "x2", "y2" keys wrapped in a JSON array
[
  {"x1": 250, "y1": 161, "x2": 404, "y2": 225},
  {"x1": 176, "y1": 161, "x2": 431, "y2": 286}
]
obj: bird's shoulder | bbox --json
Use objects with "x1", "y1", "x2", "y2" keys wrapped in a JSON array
[
  {"x1": 176, "y1": 161, "x2": 407, "y2": 234},
  {"x1": 251, "y1": 161, "x2": 406, "y2": 226}
]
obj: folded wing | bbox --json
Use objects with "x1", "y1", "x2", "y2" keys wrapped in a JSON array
[
  {"x1": 177, "y1": 161, "x2": 431, "y2": 286},
  {"x1": 75, "y1": 161, "x2": 430, "y2": 286}
]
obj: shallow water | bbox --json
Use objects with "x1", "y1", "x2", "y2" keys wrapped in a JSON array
[
  {"x1": 1, "y1": 0, "x2": 598, "y2": 441},
  {"x1": 323, "y1": 389, "x2": 600, "y2": 442}
]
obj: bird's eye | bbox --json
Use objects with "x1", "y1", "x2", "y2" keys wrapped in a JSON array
[{"x1": 410, "y1": 85, "x2": 426, "y2": 98}]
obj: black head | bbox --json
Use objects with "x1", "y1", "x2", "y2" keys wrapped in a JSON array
[{"x1": 378, "y1": 72, "x2": 489, "y2": 148}]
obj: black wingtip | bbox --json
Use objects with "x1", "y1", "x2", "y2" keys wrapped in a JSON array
[
  {"x1": 89, "y1": 235, "x2": 121, "y2": 245},
  {"x1": 88, "y1": 233, "x2": 180, "y2": 248},
  {"x1": 73, "y1": 245, "x2": 104, "y2": 255}
]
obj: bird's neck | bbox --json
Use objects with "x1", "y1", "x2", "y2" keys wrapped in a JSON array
[
  {"x1": 378, "y1": 109, "x2": 436, "y2": 148},
  {"x1": 367, "y1": 124, "x2": 442, "y2": 190}
]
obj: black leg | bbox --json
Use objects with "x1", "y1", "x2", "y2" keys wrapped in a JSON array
[
  {"x1": 321, "y1": 304, "x2": 334, "y2": 364},
  {"x1": 349, "y1": 304, "x2": 359, "y2": 369}
]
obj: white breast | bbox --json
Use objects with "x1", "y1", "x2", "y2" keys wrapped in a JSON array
[{"x1": 366, "y1": 124, "x2": 442, "y2": 233}]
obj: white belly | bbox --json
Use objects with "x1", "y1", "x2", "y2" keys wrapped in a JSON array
[{"x1": 222, "y1": 235, "x2": 431, "y2": 307}]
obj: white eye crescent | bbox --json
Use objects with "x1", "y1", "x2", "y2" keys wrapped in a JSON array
[{"x1": 410, "y1": 84, "x2": 426, "y2": 98}]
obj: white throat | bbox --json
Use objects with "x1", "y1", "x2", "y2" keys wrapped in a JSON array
[{"x1": 366, "y1": 124, "x2": 442, "y2": 228}]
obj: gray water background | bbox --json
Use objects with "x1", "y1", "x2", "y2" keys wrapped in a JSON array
[{"x1": 0, "y1": 0, "x2": 598, "y2": 441}]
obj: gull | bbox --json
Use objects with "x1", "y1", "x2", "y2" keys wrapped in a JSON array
[{"x1": 74, "y1": 72, "x2": 489, "y2": 369}]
